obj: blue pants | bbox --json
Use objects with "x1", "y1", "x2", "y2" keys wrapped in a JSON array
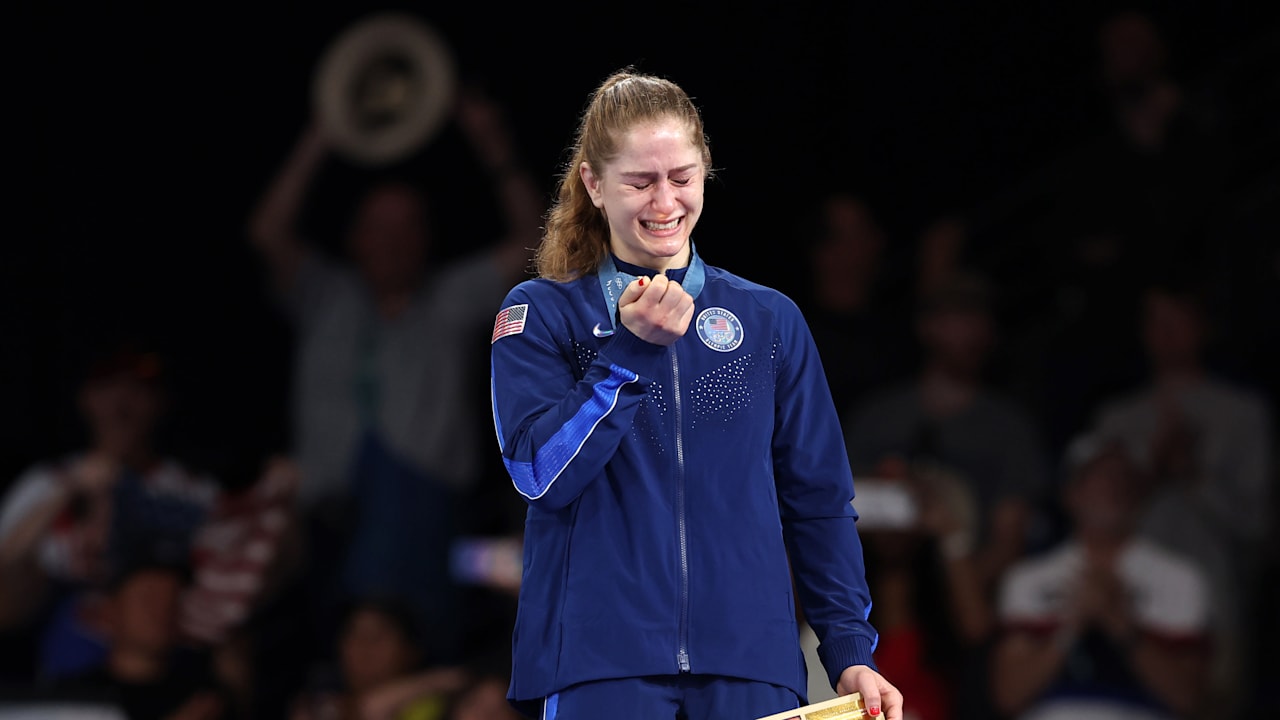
[{"x1": 540, "y1": 675, "x2": 800, "y2": 720}]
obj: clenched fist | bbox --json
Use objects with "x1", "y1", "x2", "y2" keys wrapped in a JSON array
[{"x1": 618, "y1": 273, "x2": 694, "y2": 346}]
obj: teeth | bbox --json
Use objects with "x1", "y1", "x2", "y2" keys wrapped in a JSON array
[{"x1": 644, "y1": 218, "x2": 679, "y2": 231}]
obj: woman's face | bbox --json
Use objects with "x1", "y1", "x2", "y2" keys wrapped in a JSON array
[{"x1": 580, "y1": 117, "x2": 705, "y2": 273}]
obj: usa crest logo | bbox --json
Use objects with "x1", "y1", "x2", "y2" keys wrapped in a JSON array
[{"x1": 696, "y1": 307, "x2": 743, "y2": 352}]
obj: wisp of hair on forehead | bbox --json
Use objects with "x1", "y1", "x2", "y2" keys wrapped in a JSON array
[{"x1": 535, "y1": 69, "x2": 713, "y2": 281}]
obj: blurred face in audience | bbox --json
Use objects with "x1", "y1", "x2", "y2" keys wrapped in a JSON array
[
  {"x1": 80, "y1": 373, "x2": 163, "y2": 459},
  {"x1": 1099, "y1": 10, "x2": 1166, "y2": 91},
  {"x1": 919, "y1": 305, "x2": 993, "y2": 379},
  {"x1": 813, "y1": 195, "x2": 884, "y2": 288},
  {"x1": 348, "y1": 183, "x2": 429, "y2": 297},
  {"x1": 1066, "y1": 448, "x2": 1141, "y2": 540},
  {"x1": 109, "y1": 568, "x2": 183, "y2": 657},
  {"x1": 340, "y1": 606, "x2": 419, "y2": 694},
  {"x1": 1142, "y1": 290, "x2": 1204, "y2": 373}
]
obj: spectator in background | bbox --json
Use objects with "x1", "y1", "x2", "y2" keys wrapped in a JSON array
[
  {"x1": 1095, "y1": 9, "x2": 1226, "y2": 162},
  {"x1": 1090, "y1": 278, "x2": 1273, "y2": 710},
  {"x1": 290, "y1": 597, "x2": 467, "y2": 720},
  {"x1": 983, "y1": 8, "x2": 1233, "y2": 460},
  {"x1": 1094, "y1": 279, "x2": 1272, "y2": 560},
  {"x1": 847, "y1": 455, "x2": 993, "y2": 720},
  {"x1": 50, "y1": 553, "x2": 225, "y2": 720},
  {"x1": 0, "y1": 345, "x2": 219, "y2": 682},
  {"x1": 843, "y1": 271, "x2": 1052, "y2": 599},
  {"x1": 245, "y1": 85, "x2": 540, "y2": 664},
  {"x1": 801, "y1": 191, "x2": 913, "y2": 414},
  {"x1": 991, "y1": 436, "x2": 1209, "y2": 720},
  {"x1": 1026, "y1": 6, "x2": 1230, "y2": 299},
  {"x1": 913, "y1": 215, "x2": 968, "y2": 309}
]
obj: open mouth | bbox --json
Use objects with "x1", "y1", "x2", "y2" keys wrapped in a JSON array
[{"x1": 642, "y1": 217, "x2": 681, "y2": 232}]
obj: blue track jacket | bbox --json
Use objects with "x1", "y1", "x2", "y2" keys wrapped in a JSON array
[{"x1": 489, "y1": 250, "x2": 878, "y2": 709}]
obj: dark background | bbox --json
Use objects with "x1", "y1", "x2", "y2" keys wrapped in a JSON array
[{"x1": 8, "y1": 1, "x2": 1280, "y2": 487}]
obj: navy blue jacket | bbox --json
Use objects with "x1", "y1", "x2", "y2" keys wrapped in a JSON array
[{"x1": 489, "y1": 250, "x2": 878, "y2": 708}]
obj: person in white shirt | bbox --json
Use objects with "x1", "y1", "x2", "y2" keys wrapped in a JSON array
[{"x1": 991, "y1": 435, "x2": 1210, "y2": 720}]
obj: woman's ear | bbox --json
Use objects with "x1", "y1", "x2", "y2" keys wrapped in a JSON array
[{"x1": 580, "y1": 162, "x2": 605, "y2": 209}]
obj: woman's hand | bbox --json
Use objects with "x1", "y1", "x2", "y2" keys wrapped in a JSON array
[
  {"x1": 617, "y1": 274, "x2": 694, "y2": 346},
  {"x1": 836, "y1": 665, "x2": 903, "y2": 720}
]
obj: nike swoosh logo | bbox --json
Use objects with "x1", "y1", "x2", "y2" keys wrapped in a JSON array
[{"x1": 592, "y1": 323, "x2": 614, "y2": 338}]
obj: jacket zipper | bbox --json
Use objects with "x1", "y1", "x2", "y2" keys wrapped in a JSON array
[{"x1": 671, "y1": 345, "x2": 691, "y2": 673}]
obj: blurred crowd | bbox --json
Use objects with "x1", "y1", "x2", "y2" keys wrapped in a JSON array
[{"x1": 3, "y1": 8, "x2": 1277, "y2": 720}]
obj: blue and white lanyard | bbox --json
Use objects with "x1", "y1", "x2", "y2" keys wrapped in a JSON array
[{"x1": 596, "y1": 248, "x2": 706, "y2": 332}]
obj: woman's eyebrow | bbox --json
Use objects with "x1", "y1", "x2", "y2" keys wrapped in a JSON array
[{"x1": 619, "y1": 164, "x2": 699, "y2": 178}]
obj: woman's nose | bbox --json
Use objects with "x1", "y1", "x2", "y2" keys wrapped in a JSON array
[{"x1": 651, "y1": 182, "x2": 677, "y2": 214}]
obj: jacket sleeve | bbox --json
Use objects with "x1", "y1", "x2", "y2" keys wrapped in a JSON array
[
  {"x1": 489, "y1": 284, "x2": 669, "y2": 512},
  {"x1": 770, "y1": 297, "x2": 879, "y2": 689}
]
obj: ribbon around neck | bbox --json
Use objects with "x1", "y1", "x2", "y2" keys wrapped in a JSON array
[{"x1": 597, "y1": 248, "x2": 706, "y2": 331}]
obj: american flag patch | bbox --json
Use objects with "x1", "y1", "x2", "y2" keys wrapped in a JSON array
[{"x1": 491, "y1": 304, "x2": 529, "y2": 343}]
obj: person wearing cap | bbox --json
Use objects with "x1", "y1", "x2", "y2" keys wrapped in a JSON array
[
  {"x1": 990, "y1": 436, "x2": 1210, "y2": 720},
  {"x1": 0, "y1": 344, "x2": 219, "y2": 680}
]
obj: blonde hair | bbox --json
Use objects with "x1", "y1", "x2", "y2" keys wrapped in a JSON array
[{"x1": 535, "y1": 69, "x2": 713, "y2": 281}]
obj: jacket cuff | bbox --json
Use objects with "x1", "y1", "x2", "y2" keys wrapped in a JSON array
[
  {"x1": 818, "y1": 634, "x2": 878, "y2": 690},
  {"x1": 598, "y1": 325, "x2": 669, "y2": 381}
]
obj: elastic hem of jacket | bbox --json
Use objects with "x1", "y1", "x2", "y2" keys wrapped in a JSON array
[{"x1": 818, "y1": 634, "x2": 879, "y2": 690}]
